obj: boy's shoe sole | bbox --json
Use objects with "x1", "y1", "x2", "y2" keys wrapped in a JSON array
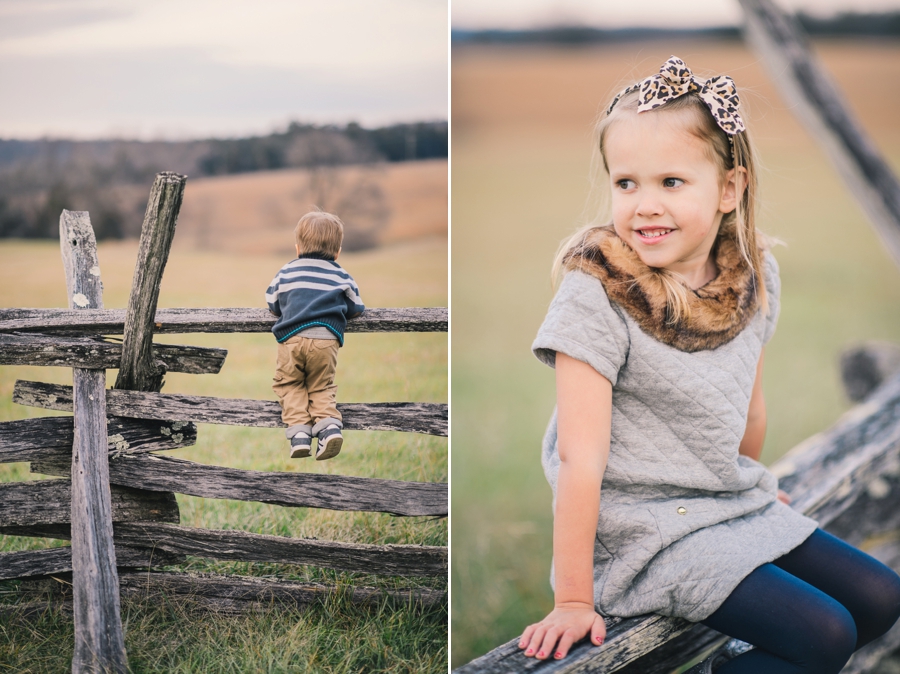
[
  {"x1": 315, "y1": 435, "x2": 343, "y2": 461},
  {"x1": 290, "y1": 446, "x2": 311, "y2": 459}
]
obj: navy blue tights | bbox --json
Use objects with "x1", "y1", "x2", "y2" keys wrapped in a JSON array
[{"x1": 700, "y1": 529, "x2": 900, "y2": 673}]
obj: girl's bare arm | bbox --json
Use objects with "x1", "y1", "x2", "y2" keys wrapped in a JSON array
[
  {"x1": 519, "y1": 353, "x2": 611, "y2": 660},
  {"x1": 738, "y1": 350, "x2": 789, "y2": 503},
  {"x1": 739, "y1": 350, "x2": 766, "y2": 461}
]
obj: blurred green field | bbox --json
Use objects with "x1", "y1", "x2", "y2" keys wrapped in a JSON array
[
  {"x1": 0, "y1": 236, "x2": 447, "y2": 673},
  {"x1": 450, "y1": 39, "x2": 900, "y2": 666}
]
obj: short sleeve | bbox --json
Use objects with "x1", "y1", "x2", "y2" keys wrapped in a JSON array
[
  {"x1": 532, "y1": 270, "x2": 630, "y2": 385},
  {"x1": 762, "y1": 251, "x2": 781, "y2": 346}
]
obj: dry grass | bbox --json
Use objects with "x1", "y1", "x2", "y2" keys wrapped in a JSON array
[{"x1": 451, "y1": 38, "x2": 900, "y2": 665}]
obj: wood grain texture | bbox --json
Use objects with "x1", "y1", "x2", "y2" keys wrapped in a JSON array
[
  {"x1": 0, "y1": 546, "x2": 184, "y2": 582},
  {"x1": 5, "y1": 571, "x2": 444, "y2": 614},
  {"x1": 0, "y1": 307, "x2": 448, "y2": 335},
  {"x1": 0, "y1": 333, "x2": 226, "y2": 374},
  {"x1": 32, "y1": 453, "x2": 447, "y2": 517},
  {"x1": 115, "y1": 172, "x2": 186, "y2": 392},
  {"x1": 60, "y1": 211, "x2": 104, "y2": 312},
  {"x1": 60, "y1": 210, "x2": 128, "y2": 673},
  {"x1": 0, "y1": 416, "x2": 197, "y2": 464},
  {"x1": 14, "y1": 380, "x2": 448, "y2": 436},
  {"x1": 115, "y1": 571, "x2": 446, "y2": 611},
  {"x1": 111, "y1": 522, "x2": 446, "y2": 577},
  {"x1": 455, "y1": 614, "x2": 694, "y2": 674},
  {"x1": 0, "y1": 480, "x2": 179, "y2": 528},
  {"x1": 775, "y1": 371, "x2": 900, "y2": 524},
  {"x1": 738, "y1": 0, "x2": 900, "y2": 268}
]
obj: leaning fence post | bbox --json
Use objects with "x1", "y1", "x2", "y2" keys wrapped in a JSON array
[
  {"x1": 60, "y1": 210, "x2": 128, "y2": 673},
  {"x1": 115, "y1": 172, "x2": 187, "y2": 392},
  {"x1": 738, "y1": 0, "x2": 900, "y2": 269}
]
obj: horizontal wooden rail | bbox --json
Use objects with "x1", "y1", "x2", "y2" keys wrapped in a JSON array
[
  {"x1": 0, "y1": 546, "x2": 184, "y2": 581},
  {"x1": 7, "y1": 569, "x2": 446, "y2": 613},
  {"x1": 456, "y1": 370, "x2": 900, "y2": 673},
  {"x1": 14, "y1": 380, "x2": 448, "y2": 436},
  {"x1": 113, "y1": 522, "x2": 446, "y2": 577},
  {"x1": 0, "y1": 307, "x2": 448, "y2": 335},
  {"x1": 0, "y1": 480, "x2": 179, "y2": 528},
  {"x1": 0, "y1": 521, "x2": 445, "y2": 578},
  {"x1": 32, "y1": 453, "x2": 447, "y2": 517},
  {"x1": 0, "y1": 416, "x2": 196, "y2": 464},
  {"x1": 0, "y1": 333, "x2": 225, "y2": 373},
  {"x1": 115, "y1": 571, "x2": 447, "y2": 610}
]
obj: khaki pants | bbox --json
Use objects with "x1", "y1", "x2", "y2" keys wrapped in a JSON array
[{"x1": 272, "y1": 335, "x2": 341, "y2": 427}]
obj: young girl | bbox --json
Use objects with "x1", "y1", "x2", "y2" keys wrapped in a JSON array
[{"x1": 519, "y1": 56, "x2": 900, "y2": 673}]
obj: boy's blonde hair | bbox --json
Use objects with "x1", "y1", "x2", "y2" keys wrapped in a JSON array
[
  {"x1": 295, "y1": 209, "x2": 344, "y2": 258},
  {"x1": 553, "y1": 86, "x2": 767, "y2": 321}
]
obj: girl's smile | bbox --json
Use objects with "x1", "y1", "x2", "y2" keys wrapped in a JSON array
[{"x1": 605, "y1": 109, "x2": 740, "y2": 289}]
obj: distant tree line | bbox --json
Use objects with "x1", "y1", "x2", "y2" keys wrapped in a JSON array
[
  {"x1": 451, "y1": 10, "x2": 900, "y2": 45},
  {"x1": 0, "y1": 120, "x2": 447, "y2": 240}
]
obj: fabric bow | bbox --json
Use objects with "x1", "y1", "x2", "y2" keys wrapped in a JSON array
[{"x1": 606, "y1": 56, "x2": 745, "y2": 135}]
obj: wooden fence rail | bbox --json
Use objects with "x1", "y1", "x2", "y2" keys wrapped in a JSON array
[
  {"x1": 0, "y1": 306, "x2": 448, "y2": 335},
  {"x1": 6, "y1": 571, "x2": 446, "y2": 617},
  {"x1": 30, "y1": 452, "x2": 447, "y2": 517},
  {"x1": 0, "y1": 333, "x2": 226, "y2": 373},
  {"x1": 0, "y1": 416, "x2": 197, "y2": 462},
  {"x1": 13, "y1": 380, "x2": 448, "y2": 436},
  {"x1": 0, "y1": 522, "x2": 446, "y2": 578}
]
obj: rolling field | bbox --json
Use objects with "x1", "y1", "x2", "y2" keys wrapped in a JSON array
[
  {"x1": 0, "y1": 235, "x2": 447, "y2": 672},
  {"x1": 451, "y1": 39, "x2": 900, "y2": 665},
  {"x1": 171, "y1": 159, "x2": 447, "y2": 256}
]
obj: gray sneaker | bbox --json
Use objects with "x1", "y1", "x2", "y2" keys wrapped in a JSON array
[
  {"x1": 313, "y1": 417, "x2": 343, "y2": 460},
  {"x1": 285, "y1": 424, "x2": 313, "y2": 459}
]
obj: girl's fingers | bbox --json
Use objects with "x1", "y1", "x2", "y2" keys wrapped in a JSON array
[
  {"x1": 553, "y1": 629, "x2": 579, "y2": 660},
  {"x1": 525, "y1": 626, "x2": 546, "y2": 657},
  {"x1": 518, "y1": 624, "x2": 536, "y2": 649},
  {"x1": 537, "y1": 627, "x2": 562, "y2": 659},
  {"x1": 591, "y1": 616, "x2": 607, "y2": 646}
]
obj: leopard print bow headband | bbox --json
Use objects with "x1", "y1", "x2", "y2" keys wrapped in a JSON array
[{"x1": 606, "y1": 56, "x2": 745, "y2": 136}]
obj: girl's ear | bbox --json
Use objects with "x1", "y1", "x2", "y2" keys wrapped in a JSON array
[{"x1": 719, "y1": 167, "x2": 747, "y2": 214}]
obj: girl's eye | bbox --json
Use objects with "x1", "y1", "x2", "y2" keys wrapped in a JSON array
[
  {"x1": 663, "y1": 177, "x2": 684, "y2": 188},
  {"x1": 616, "y1": 179, "x2": 635, "y2": 190}
]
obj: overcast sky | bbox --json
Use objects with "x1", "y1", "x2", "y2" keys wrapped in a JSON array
[
  {"x1": 0, "y1": 0, "x2": 448, "y2": 140},
  {"x1": 452, "y1": 0, "x2": 900, "y2": 30}
]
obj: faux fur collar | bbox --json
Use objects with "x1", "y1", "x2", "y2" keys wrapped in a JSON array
[{"x1": 563, "y1": 226, "x2": 759, "y2": 352}]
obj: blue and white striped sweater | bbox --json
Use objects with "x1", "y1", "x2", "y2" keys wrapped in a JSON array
[{"x1": 265, "y1": 255, "x2": 365, "y2": 345}]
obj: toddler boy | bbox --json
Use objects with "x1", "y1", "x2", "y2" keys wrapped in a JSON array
[{"x1": 265, "y1": 210, "x2": 365, "y2": 459}]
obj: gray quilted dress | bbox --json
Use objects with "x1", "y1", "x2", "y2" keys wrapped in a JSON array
[{"x1": 532, "y1": 253, "x2": 818, "y2": 622}]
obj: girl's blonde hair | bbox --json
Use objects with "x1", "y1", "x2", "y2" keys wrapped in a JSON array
[{"x1": 553, "y1": 86, "x2": 767, "y2": 321}]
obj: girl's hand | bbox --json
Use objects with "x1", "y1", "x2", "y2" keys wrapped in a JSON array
[
  {"x1": 777, "y1": 489, "x2": 791, "y2": 505},
  {"x1": 518, "y1": 602, "x2": 606, "y2": 660}
]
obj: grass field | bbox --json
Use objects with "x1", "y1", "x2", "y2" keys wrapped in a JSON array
[
  {"x1": 451, "y1": 39, "x2": 900, "y2": 666},
  {"x1": 0, "y1": 235, "x2": 447, "y2": 673}
]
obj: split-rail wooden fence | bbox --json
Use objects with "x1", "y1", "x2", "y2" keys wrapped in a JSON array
[
  {"x1": 0, "y1": 172, "x2": 447, "y2": 672},
  {"x1": 457, "y1": 0, "x2": 900, "y2": 672}
]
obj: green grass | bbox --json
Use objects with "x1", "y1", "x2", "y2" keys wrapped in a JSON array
[
  {"x1": 0, "y1": 237, "x2": 447, "y2": 673},
  {"x1": 449, "y1": 85, "x2": 900, "y2": 668}
]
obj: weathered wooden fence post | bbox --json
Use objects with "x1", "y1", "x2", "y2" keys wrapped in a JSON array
[
  {"x1": 61, "y1": 210, "x2": 128, "y2": 673},
  {"x1": 116, "y1": 172, "x2": 187, "y2": 393},
  {"x1": 738, "y1": 0, "x2": 900, "y2": 269}
]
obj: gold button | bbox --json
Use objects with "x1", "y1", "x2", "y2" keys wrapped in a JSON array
[{"x1": 676, "y1": 507, "x2": 687, "y2": 515}]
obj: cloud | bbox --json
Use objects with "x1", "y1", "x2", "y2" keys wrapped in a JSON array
[
  {"x1": 0, "y1": 47, "x2": 446, "y2": 139},
  {"x1": 0, "y1": 0, "x2": 447, "y2": 138}
]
